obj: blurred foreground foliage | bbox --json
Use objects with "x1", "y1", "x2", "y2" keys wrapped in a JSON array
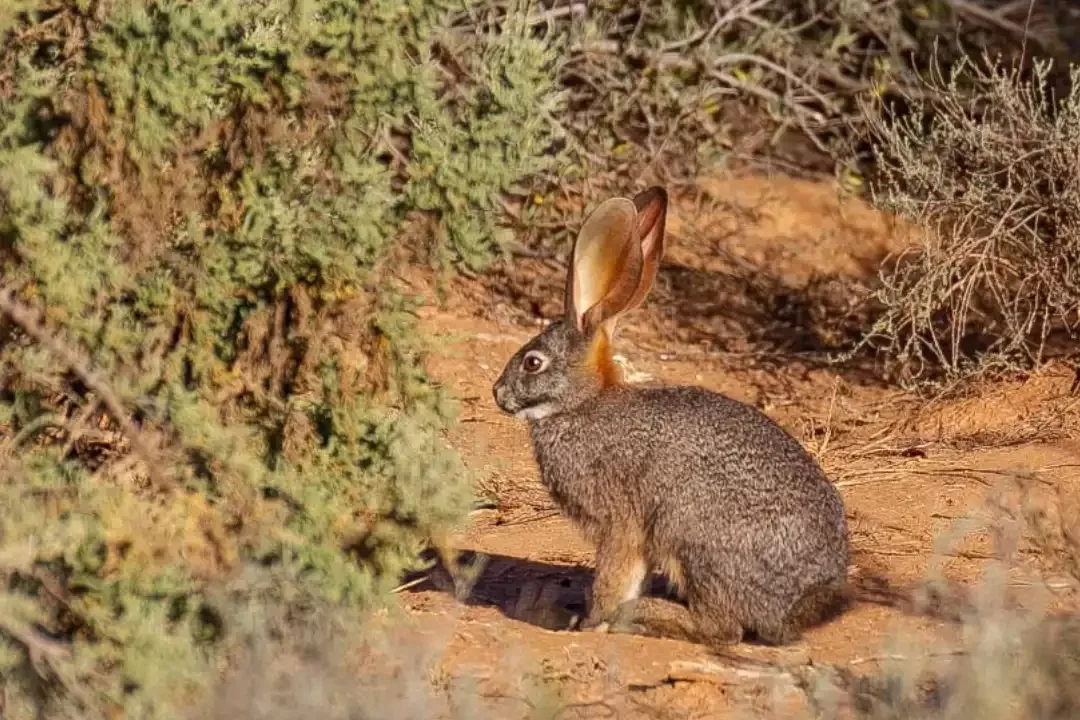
[{"x1": 0, "y1": 0, "x2": 564, "y2": 716}]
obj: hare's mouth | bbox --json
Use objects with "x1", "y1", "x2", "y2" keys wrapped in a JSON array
[
  {"x1": 514, "y1": 402, "x2": 558, "y2": 421},
  {"x1": 494, "y1": 380, "x2": 559, "y2": 421}
]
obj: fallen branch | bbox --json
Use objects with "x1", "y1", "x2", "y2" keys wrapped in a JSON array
[
  {"x1": 847, "y1": 649, "x2": 968, "y2": 667},
  {"x1": 943, "y1": 0, "x2": 1049, "y2": 45},
  {"x1": 666, "y1": 656, "x2": 810, "y2": 690}
]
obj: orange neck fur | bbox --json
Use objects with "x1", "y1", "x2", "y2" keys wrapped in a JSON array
[{"x1": 584, "y1": 329, "x2": 622, "y2": 388}]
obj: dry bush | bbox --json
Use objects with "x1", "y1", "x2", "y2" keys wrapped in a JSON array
[
  {"x1": 455, "y1": 1, "x2": 1074, "y2": 207},
  {"x1": 858, "y1": 54, "x2": 1080, "y2": 388},
  {"x1": 454, "y1": 3, "x2": 1080, "y2": 388}
]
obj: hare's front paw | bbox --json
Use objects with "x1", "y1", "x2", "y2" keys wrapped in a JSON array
[{"x1": 576, "y1": 614, "x2": 612, "y2": 633}]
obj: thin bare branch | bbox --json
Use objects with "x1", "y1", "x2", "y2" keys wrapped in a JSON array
[{"x1": 0, "y1": 286, "x2": 171, "y2": 490}]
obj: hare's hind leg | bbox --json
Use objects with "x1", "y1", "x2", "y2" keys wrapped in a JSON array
[
  {"x1": 615, "y1": 590, "x2": 743, "y2": 649},
  {"x1": 612, "y1": 596, "x2": 695, "y2": 642},
  {"x1": 685, "y1": 584, "x2": 744, "y2": 647},
  {"x1": 582, "y1": 537, "x2": 743, "y2": 649}
]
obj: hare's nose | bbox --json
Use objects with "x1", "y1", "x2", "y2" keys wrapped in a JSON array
[{"x1": 493, "y1": 379, "x2": 511, "y2": 410}]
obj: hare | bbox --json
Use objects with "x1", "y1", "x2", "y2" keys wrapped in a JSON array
[{"x1": 491, "y1": 187, "x2": 850, "y2": 648}]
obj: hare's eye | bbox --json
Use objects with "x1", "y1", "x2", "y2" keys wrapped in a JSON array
[{"x1": 522, "y1": 351, "x2": 548, "y2": 374}]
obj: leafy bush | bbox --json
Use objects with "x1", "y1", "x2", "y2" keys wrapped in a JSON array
[{"x1": 0, "y1": 1, "x2": 565, "y2": 717}]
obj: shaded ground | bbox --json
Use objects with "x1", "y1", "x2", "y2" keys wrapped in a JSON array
[{"x1": 387, "y1": 172, "x2": 1080, "y2": 718}]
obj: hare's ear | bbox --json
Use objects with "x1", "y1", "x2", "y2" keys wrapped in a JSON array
[
  {"x1": 564, "y1": 197, "x2": 644, "y2": 337},
  {"x1": 623, "y1": 186, "x2": 668, "y2": 313},
  {"x1": 597, "y1": 187, "x2": 669, "y2": 340}
]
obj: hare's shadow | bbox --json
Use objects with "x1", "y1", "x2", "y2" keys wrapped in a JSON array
[
  {"x1": 400, "y1": 549, "x2": 923, "y2": 638},
  {"x1": 402, "y1": 550, "x2": 602, "y2": 632}
]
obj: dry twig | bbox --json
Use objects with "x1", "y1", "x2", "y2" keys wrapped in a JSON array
[{"x1": 0, "y1": 286, "x2": 170, "y2": 490}]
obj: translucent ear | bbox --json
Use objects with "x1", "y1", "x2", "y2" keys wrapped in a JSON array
[
  {"x1": 623, "y1": 187, "x2": 668, "y2": 313},
  {"x1": 563, "y1": 197, "x2": 644, "y2": 337},
  {"x1": 600, "y1": 187, "x2": 669, "y2": 339}
]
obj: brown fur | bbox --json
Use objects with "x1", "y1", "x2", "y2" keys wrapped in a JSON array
[{"x1": 492, "y1": 187, "x2": 850, "y2": 649}]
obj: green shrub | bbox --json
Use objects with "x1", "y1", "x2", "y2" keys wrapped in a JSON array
[{"x1": 0, "y1": 1, "x2": 565, "y2": 717}]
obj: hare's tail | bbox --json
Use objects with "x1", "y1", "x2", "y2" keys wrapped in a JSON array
[{"x1": 783, "y1": 578, "x2": 850, "y2": 635}]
